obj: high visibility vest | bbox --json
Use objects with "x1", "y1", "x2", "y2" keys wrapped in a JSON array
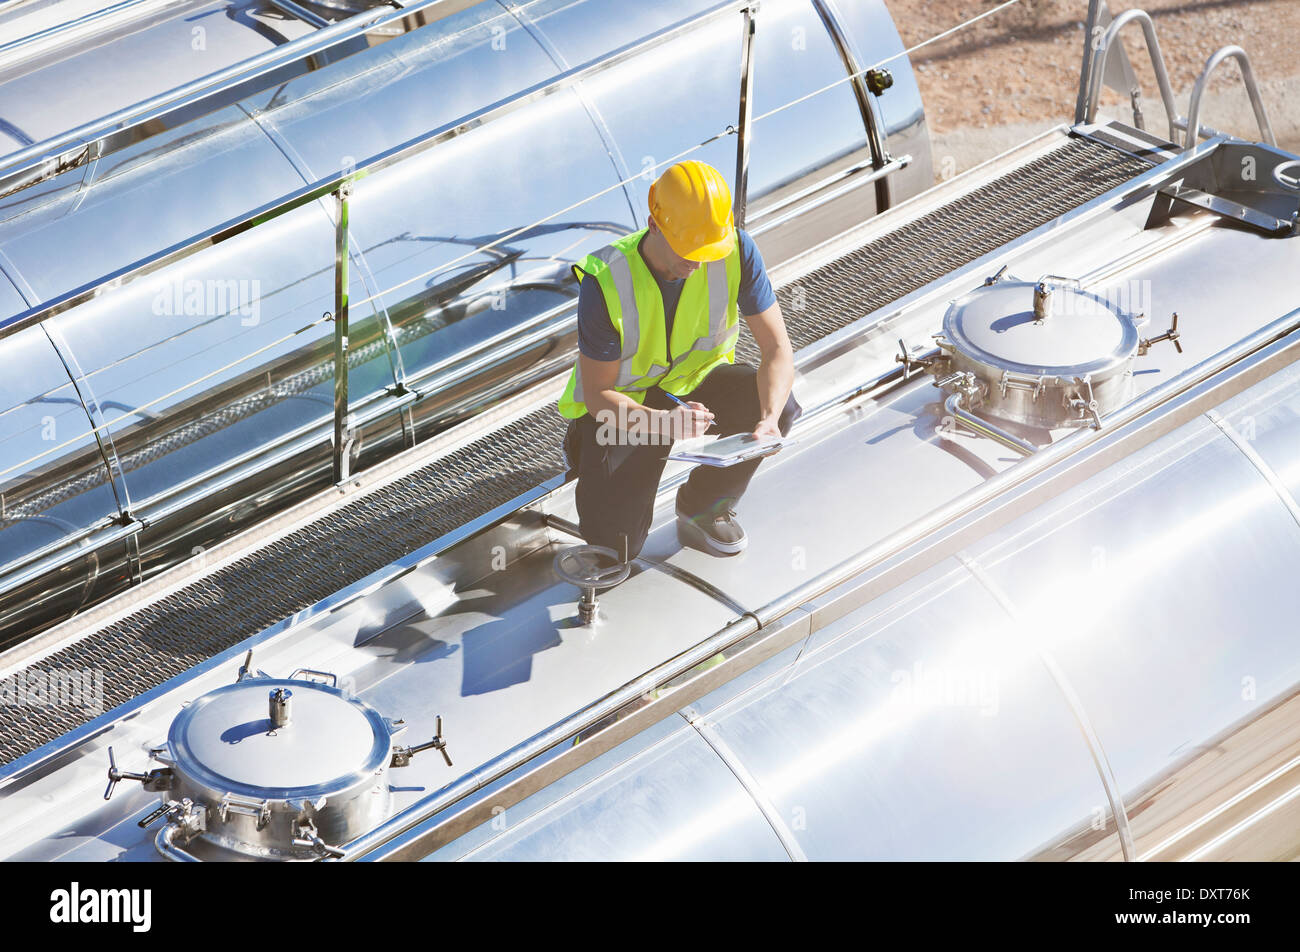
[{"x1": 557, "y1": 228, "x2": 742, "y2": 420}]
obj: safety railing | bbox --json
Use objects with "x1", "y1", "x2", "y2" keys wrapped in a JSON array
[
  {"x1": 1079, "y1": 8, "x2": 1277, "y2": 154},
  {"x1": 1083, "y1": 8, "x2": 1178, "y2": 141},
  {"x1": 1184, "y1": 45, "x2": 1275, "y2": 152}
]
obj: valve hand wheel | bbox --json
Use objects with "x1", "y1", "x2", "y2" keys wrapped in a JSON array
[
  {"x1": 1273, "y1": 159, "x2": 1300, "y2": 192},
  {"x1": 554, "y1": 545, "x2": 631, "y2": 626}
]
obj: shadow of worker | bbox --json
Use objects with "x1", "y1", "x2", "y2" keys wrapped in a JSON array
[{"x1": 456, "y1": 585, "x2": 578, "y2": 697}]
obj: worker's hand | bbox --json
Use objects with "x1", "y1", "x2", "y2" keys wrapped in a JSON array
[
  {"x1": 666, "y1": 402, "x2": 714, "y2": 440},
  {"x1": 749, "y1": 415, "x2": 784, "y2": 453}
]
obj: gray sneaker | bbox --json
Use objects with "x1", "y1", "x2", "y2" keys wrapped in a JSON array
[{"x1": 676, "y1": 489, "x2": 748, "y2": 555}]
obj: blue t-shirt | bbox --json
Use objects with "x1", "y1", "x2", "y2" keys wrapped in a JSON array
[{"x1": 576, "y1": 228, "x2": 776, "y2": 362}]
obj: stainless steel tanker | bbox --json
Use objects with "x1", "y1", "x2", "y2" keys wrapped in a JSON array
[
  {"x1": 1, "y1": 0, "x2": 1299, "y2": 862},
  {"x1": 0, "y1": 0, "x2": 930, "y2": 643}
]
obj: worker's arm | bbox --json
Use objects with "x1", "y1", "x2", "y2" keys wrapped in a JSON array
[
  {"x1": 580, "y1": 353, "x2": 713, "y2": 439},
  {"x1": 742, "y1": 299, "x2": 795, "y2": 440}
]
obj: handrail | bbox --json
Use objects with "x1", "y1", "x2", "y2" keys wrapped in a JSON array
[
  {"x1": 732, "y1": 5, "x2": 758, "y2": 228},
  {"x1": 1084, "y1": 8, "x2": 1178, "y2": 142},
  {"x1": 750, "y1": 155, "x2": 910, "y2": 235},
  {"x1": 812, "y1": 0, "x2": 895, "y2": 211},
  {"x1": 1184, "y1": 45, "x2": 1276, "y2": 152}
]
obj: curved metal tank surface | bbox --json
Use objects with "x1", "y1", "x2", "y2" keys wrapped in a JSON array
[
  {"x1": 0, "y1": 0, "x2": 323, "y2": 152},
  {"x1": 0, "y1": 0, "x2": 931, "y2": 642},
  {"x1": 425, "y1": 356, "x2": 1300, "y2": 862}
]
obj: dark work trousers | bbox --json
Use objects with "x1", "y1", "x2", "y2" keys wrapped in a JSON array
[{"x1": 563, "y1": 362, "x2": 802, "y2": 561}]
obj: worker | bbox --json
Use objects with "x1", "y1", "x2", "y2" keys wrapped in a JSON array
[{"x1": 558, "y1": 160, "x2": 800, "y2": 561}]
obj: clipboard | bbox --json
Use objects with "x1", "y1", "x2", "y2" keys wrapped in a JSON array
[{"x1": 667, "y1": 432, "x2": 794, "y2": 468}]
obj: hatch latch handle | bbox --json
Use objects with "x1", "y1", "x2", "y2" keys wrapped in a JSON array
[
  {"x1": 390, "y1": 715, "x2": 453, "y2": 768},
  {"x1": 1033, "y1": 275, "x2": 1082, "y2": 324}
]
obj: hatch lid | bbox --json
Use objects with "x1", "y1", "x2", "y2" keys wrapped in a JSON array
[{"x1": 943, "y1": 279, "x2": 1138, "y2": 378}]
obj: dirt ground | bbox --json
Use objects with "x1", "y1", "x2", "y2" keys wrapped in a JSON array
[{"x1": 887, "y1": 0, "x2": 1300, "y2": 176}]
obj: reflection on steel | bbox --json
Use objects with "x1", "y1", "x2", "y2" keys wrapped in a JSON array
[
  {"x1": 1206, "y1": 408, "x2": 1300, "y2": 529},
  {"x1": 0, "y1": 0, "x2": 480, "y2": 191},
  {"x1": 954, "y1": 552, "x2": 1137, "y2": 861},
  {"x1": 755, "y1": 303, "x2": 1300, "y2": 629},
  {"x1": 0, "y1": 0, "x2": 164, "y2": 59},
  {"x1": 750, "y1": 155, "x2": 911, "y2": 236}
]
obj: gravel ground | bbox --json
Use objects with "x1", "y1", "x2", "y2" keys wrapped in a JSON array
[{"x1": 887, "y1": 0, "x2": 1300, "y2": 178}]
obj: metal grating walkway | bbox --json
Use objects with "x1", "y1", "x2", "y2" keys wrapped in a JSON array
[
  {"x1": 0, "y1": 136, "x2": 1151, "y2": 765},
  {"x1": 737, "y1": 135, "x2": 1150, "y2": 363}
]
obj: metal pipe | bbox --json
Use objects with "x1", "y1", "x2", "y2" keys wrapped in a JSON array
[
  {"x1": 750, "y1": 155, "x2": 910, "y2": 236},
  {"x1": 733, "y1": 5, "x2": 758, "y2": 229},
  {"x1": 1084, "y1": 9, "x2": 1179, "y2": 142},
  {"x1": 0, "y1": 518, "x2": 142, "y2": 594},
  {"x1": 154, "y1": 823, "x2": 202, "y2": 862},
  {"x1": 1184, "y1": 45, "x2": 1276, "y2": 151},
  {"x1": 943, "y1": 392, "x2": 1037, "y2": 457},
  {"x1": 333, "y1": 184, "x2": 352, "y2": 485},
  {"x1": 0, "y1": 0, "x2": 179, "y2": 61},
  {"x1": 1074, "y1": 0, "x2": 1103, "y2": 124}
]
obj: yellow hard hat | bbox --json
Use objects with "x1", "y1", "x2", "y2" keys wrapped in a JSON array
[{"x1": 648, "y1": 160, "x2": 736, "y2": 262}]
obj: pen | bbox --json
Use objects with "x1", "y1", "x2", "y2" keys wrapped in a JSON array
[{"x1": 663, "y1": 392, "x2": 713, "y2": 430}]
